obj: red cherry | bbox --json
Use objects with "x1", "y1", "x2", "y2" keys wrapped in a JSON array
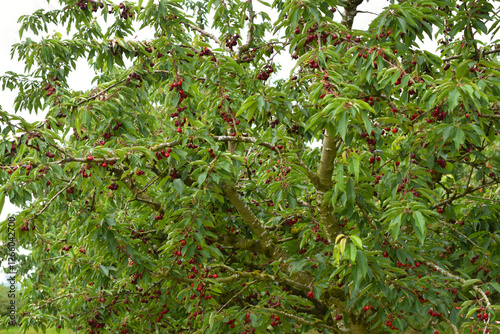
[
  {"x1": 392, "y1": 128, "x2": 397, "y2": 133},
  {"x1": 46, "y1": 180, "x2": 51, "y2": 186},
  {"x1": 307, "y1": 291, "x2": 314, "y2": 298},
  {"x1": 101, "y1": 162, "x2": 107, "y2": 167},
  {"x1": 176, "y1": 128, "x2": 182, "y2": 133},
  {"x1": 87, "y1": 155, "x2": 94, "y2": 161},
  {"x1": 213, "y1": 274, "x2": 218, "y2": 278}
]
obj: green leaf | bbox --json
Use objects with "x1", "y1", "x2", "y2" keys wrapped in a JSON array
[
  {"x1": 350, "y1": 152, "x2": 360, "y2": 182},
  {"x1": 448, "y1": 87, "x2": 460, "y2": 111},
  {"x1": 490, "y1": 282, "x2": 500, "y2": 294},
  {"x1": 356, "y1": 250, "x2": 368, "y2": 278},
  {"x1": 388, "y1": 214, "x2": 402, "y2": 240},
  {"x1": 348, "y1": 243, "x2": 357, "y2": 262},
  {"x1": 338, "y1": 110, "x2": 349, "y2": 140},
  {"x1": 412, "y1": 211, "x2": 426, "y2": 243},
  {"x1": 173, "y1": 179, "x2": 185, "y2": 195},
  {"x1": 0, "y1": 192, "x2": 5, "y2": 217},
  {"x1": 198, "y1": 172, "x2": 208, "y2": 185},
  {"x1": 456, "y1": 60, "x2": 470, "y2": 79},
  {"x1": 453, "y1": 128, "x2": 465, "y2": 149},
  {"x1": 346, "y1": 178, "x2": 355, "y2": 204},
  {"x1": 462, "y1": 279, "x2": 481, "y2": 288},
  {"x1": 350, "y1": 235, "x2": 363, "y2": 249},
  {"x1": 100, "y1": 265, "x2": 109, "y2": 277}
]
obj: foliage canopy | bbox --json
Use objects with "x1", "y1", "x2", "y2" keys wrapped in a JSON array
[{"x1": 1, "y1": 0, "x2": 500, "y2": 333}]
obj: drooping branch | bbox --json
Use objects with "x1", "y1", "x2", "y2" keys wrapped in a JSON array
[{"x1": 423, "y1": 261, "x2": 491, "y2": 311}]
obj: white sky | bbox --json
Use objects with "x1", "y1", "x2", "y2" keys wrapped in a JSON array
[{"x1": 0, "y1": 0, "x2": 496, "y2": 284}]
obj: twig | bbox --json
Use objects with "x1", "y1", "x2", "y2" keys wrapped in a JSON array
[
  {"x1": 30, "y1": 173, "x2": 78, "y2": 222},
  {"x1": 431, "y1": 180, "x2": 498, "y2": 209},
  {"x1": 217, "y1": 280, "x2": 256, "y2": 313},
  {"x1": 182, "y1": 22, "x2": 232, "y2": 53}
]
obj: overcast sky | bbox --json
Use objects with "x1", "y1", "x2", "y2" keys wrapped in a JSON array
[{"x1": 0, "y1": 0, "x2": 497, "y2": 284}]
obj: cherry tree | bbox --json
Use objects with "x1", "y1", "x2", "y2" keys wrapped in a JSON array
[{"x1": 1, "y1": 0, "x2": 500, "y2": 333}]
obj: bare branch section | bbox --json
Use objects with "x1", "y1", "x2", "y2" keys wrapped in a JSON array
[
  {"x1": 317, "y1": 132, "x2": 341, "y2": 243},
  {"x1": 220, "y1": 183, "x2": 326, "y2": 290}
]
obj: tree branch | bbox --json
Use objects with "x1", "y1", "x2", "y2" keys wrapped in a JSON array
[
  {"x1": 236, "y1": 0, "x2": 255, "y2": 59},
  {"x1": 182, "y1": 22, "x2": 232, "y2": 53},
  {"x1": 423, "y1": 261, "x2": 491, "y2": 311},
  {"x1": 317, "y1": 132, "x2": 341, "y2": 243},
  {"x1": 341, "y1": 0, "x2": 364, "y2": 30},
  {"x1": 30, "y1": 173, "x2": 78, "y2": 222},
  {"x1": 251, "y1": 305, "x2": 339, "y2": 333},
  {"x1": 431, "y1": 180, "x2": 499, "y2": 209},
  {"x1": 221, "y1": 183, "x2": 288, "y2": 262}
]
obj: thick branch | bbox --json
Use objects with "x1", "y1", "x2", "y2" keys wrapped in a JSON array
[
  {"x1": 216, "y1": 233, "x2": 265, "y2": 253},
  {"x1": 317, "y1": 132, "x2": 341, "y2": 243},
  {"x1": 341, "y1": 0, "x2": 364, "y2": 29},
  {"x1": 221, "y1": 183, "x2": 288, "y2": 262}
]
